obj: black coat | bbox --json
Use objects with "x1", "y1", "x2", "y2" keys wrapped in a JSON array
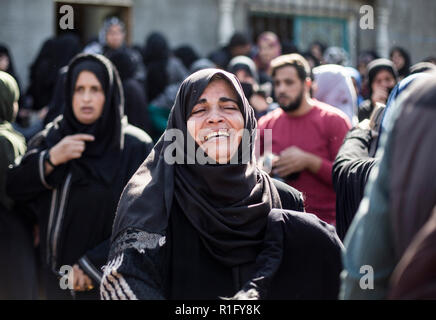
[
  {"x1": 0, "y1": 124, "x2": 38, "y2": 299},
  {"x1": 168, "y1": 188, "x2": 341, "y2": 300},
  {"x1": 6, "y1": 122, "x2": 153, "y2": 299},
  {"x1": 123, "y1": 78, "x2": 152, "y2": 135},
  {"x1": 0, "y1": 204, "x2": 38, "y2": 299},
  {"x1": 100, "y1": 180, "x2": 343, "y2": 300}
]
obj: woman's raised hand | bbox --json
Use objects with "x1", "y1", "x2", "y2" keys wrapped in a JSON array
[{"x1": 49, "y1": 134, "x2": 95, "y2": 166}]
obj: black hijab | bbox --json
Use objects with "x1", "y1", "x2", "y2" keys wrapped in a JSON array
[
  {"x1": 174, "y1": 45, "x2": 200, "y2": 70},
  {"x1": 112, "y1": 68, "x2": 282, "y2": 267},
  {"x1": 142, "y1": 32, "x2": 170, "y2": 101},
  {"x1": 390, "y1": 47, "x2": 411, "y2": 79},
  {"x1": 28, "y1": 34, "x2": 81, "y2": 111},
  {"x1": 46, "y1": 53, "x2": 124, "y2": 184},
  {"x1": 105, "y1": 48, "x2": 136, "y2": 81},
  {"x1": 0, "y1": 44, "x2": 18, "y2": 81}
]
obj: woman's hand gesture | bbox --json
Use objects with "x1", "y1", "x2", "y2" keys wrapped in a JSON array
[{"x1": 49, "y1": 134, "x2": 95, "y2": 166}]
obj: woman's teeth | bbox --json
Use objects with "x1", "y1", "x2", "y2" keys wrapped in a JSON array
[{"x1": 203, "y1": 130, "x2": 230, "y2": 142}]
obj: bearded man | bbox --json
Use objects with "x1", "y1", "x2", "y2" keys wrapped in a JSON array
[{"x1": 258, "y1": 54, "x2": 351, "y2": 225}]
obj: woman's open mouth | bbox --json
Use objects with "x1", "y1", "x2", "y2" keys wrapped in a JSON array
[
  {"x1": 202, "y1": 129, "x2": 230, "y2": 142},
  {"x1": 80, "y1": 106, "x2": 94, "y2": 114}
]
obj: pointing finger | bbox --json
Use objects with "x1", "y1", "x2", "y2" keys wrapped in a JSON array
[{"x1": 70, "y1": 134, "x2": 95, "y2": 142}]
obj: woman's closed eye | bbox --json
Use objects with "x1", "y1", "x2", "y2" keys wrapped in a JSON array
[
  {"x1": 190, "y1": 106, "x2": 206, "y2": 115},
  {"x1": 222, "y1": 104, "x2": 238, "y2": 110}
]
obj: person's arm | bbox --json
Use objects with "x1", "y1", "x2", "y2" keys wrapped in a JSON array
[
  {"x1": 272, "y1": 146, "x2": 325, "y2": 181},
  {"x1": 7, "y1": 147, "x2": 56, "y2": 201},
  {"x1": 7, "y1": 133, "x2": 95, "y2": 201},
  {"x1": 66, "y1": 239, "x2": 112, "y2": 292},
  {"x1": 45, "y1": 133, "x2": 95, "y2": 175},
  {"x1": 333, "y1": 127, "x2": 379, "y2": 192},
  {"x1": 100, "y1": 228, "x2": 168, "y2": 300},
  {"x1": 340, "y1": 130, "x2": 396, "y2": 300},
  {"x1": 0, "y1": 137, "x2": 17, "y2": 210},
  {"x1": 76, "y1": 239, "x2": 111, "y2": 286},
  {"x1": 271, "y1": 178, "x2": 305, "y2": 212},
  {"x1": 358, "y1": 100, "x2": 373, "y2": 122},
  {"x1": 332, "y1": 127, "x2": 380, "y2": 240}
]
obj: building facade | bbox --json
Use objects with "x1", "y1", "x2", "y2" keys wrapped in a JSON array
[{"x1": 1, "y1": 0, "x2": 435, "y2": 90}]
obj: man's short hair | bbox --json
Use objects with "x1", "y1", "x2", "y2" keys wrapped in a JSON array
[{"x1": 270, "y1": 54, "x2": 311, "y2": 81}]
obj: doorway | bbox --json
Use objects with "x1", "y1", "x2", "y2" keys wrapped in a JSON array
[{"x1": 54, "y1": 0, "x2": 132, "y2": 47}]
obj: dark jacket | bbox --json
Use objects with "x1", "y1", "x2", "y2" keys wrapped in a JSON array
[
  {"x1": 0, "y1": 123, "x2": 38, "y2": 299},
  {"x1": 123, "y1": 78, "x2": 152, "y2": 134},
  {"x1": 101, "y1": 180, "x2": 343, "y2": 300},
  {"x1": 6, "y1": 121, "x2": 153, "y2": 299}
]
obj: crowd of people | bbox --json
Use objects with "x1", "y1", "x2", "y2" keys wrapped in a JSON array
[{"x1": 0, "y1": 16, "x2": 435, "y2": 300}]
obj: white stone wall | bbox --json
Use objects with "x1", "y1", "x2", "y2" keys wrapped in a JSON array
[{"x1": 131, "y1": 0, "x2": 219, "y2": 57}]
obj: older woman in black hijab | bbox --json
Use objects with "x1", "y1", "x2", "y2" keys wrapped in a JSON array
[
  {"x1": 101, "y1": 68, "x2": 342, "y2": 300},
  {"x1": 6, "y1": 54, "x2": 153, "y2": 299}
]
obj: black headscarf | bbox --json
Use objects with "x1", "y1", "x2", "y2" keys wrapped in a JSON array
[
  {"x1": 45, "y1": 53, "x2": 124, "y2": 184},
  {"x1": 27, "y1": 33, "x2": 81, "y2": 110},
  {"x1": 0, "y1": 44, "x2": 18, "y2": 82},
  {"x1": 390, "y1": 47, "x2": 411, "y2": 79},
  {"x1": 105, "y1": 48, "x2": 136, "y2": 81},
  {"x1": 112, "y1": 68, "x2": 282, "y2": 267},
  {"x1": 174, "y1": 45, "x2": 200, "y2": 70},
  {"x1": 142, "y1": 32, "x2": 170, "y2": 101}
]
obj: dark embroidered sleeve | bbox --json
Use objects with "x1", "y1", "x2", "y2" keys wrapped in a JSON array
[
  {"x1": 332, "y1": 127, "x2": 379, "y2": 240},
  {"x1": 6, "y1": 131, "x2": 68, "y2": 201},
  {"x1": 100, "y1": 228, "x2": 168, "y2": 300}
]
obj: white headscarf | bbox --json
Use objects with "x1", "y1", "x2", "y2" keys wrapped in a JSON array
[{"x1": 313, "y1": 64, "x2": 358, "y2": 125}]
